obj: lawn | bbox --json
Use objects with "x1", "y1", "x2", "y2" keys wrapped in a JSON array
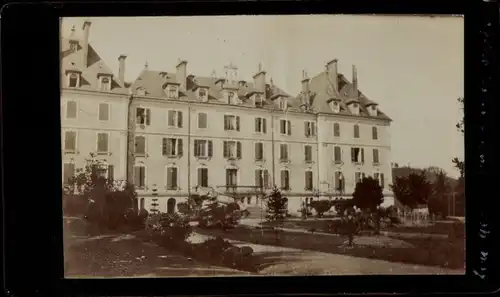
[{"x1": 196, "y1": 225, "x2": 465, "y2": 270}]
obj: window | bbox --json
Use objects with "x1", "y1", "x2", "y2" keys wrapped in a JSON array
[
  {"x1": 333, "y1": 123, "x2": 340, "y2": 137},
  {"x1": 334, "y1": 146, "x2": 342, "y2": 163},
  {"x1": 68, "y1": 73, "x2": 79, "y2": 87},
  {"x1": 380, "y1": 173, "x2": 385, "y2": 188},
  {"x1": 355, "y1": 172, "x2": 362, "y2": 184},
  {"x1": 136, "y1": 108, "x2": 151, "y2": 125},
  {"x1": 304, "y1": 121, "x2": 316, "y2": 137},
  {"x1": 226, "y1": 169, "x2": 238, "y2": 189},
  {"x1": 280, "y1": 120, "x2": 292, "y2": 135},
  {"x1": 280, "y1": 143, "x2": 290, "y2": 161},
  {"x1": 224, "y1": 115, "x2": 240, "y2": 131},
  {"x1": 194, "y1": 140, "x2": 213, "y2": 158},
  {"x1": 100, "y1": 77, "x2": 111, "y2": 91},
  {"x1": 255, "y1": 94, "x2": 263, "y2": 107},
  {"x1": 64, "y1": 131, "x2": 76, "y2": 152},
  {"x1": 255, "y1": 117, "x2": 267, "y2": 133},
  {"x1": 255, "y1": 142, "x2": 264, "y2": 161},
  {"x1": 166, "y1": 167, "x2": 178, "y2": 190},
  {"x1": 255, "y1": 169, "x2": 270, "y2": 188},
  {"x1": 280, "y1": 170, "x2": 290, "y2": 190},
  {"x1": 162, "y1": 138, "x2": 183, "y2": 157},
  {"x1": 305, "y1": 171, "x2": 313, "y2": 191},
  {"x1": 135, "y1": 136, "x2": 146, "y2": 155},
  {"x1": 63, "y1": 163, "x2": 75, "y2": 185},
  {"x1": 354, "y1": 124, "x2": 360, "y2": 138},
  {"x1": 97, "y1": 133, "x2": 109, "y2": 154},
  {"x1": 198, "y1": 88, "x2": 207, "y2": 101},
  {"x1": 167, "y1": 85, "x2": 178, "y2": 99},
  {"x1": 334, "y1": 171, "x2": 344, "y2": 192},
  {"x1": 372, "y1": 126, "x2": 378, "y2": 140},
  {"x1": 198, "y1": 168, "x2": 209, "y2": 187},
  {"x1": 223, "y1": 141, "x2": 241, "y2": 159},
  {"x1": 228, "y1": 92, "x2": 235, "y2": 104},
  {"x1": 107, "y1": 165, "x2": 114, "y2": 181},
  {"x1": 98, "y1": 103, "x2": 109, "y2": 121},
  {"x1": 373, "y1": 149, "x2": 380, "y2": 164},
  {"x1": 66, "y1": 101, "x2": 77, "y2": 119},
  {"x1": 330, "y1": 100, "x2": 340, "y2": 112},
  {"x1": 351, "y1": 147, "x2": 364, "y2": 163},
  {"x1": 168, "y1": 110, "x2": 183, "y2": 128},
  {"x1": 198, "y1": 113, "x2": 207, "y2": 129},
  {"x1": 279, "y1": 98, "x2": 287, "y2": 110},
  {"x1": 134, "y1": 166, "x2": 146, "y2": 189},
  {"x1": 304, "y1": 145, "x2": 312, "y2": 163},
  {"x1": 140, "y1": 198, "x2": 145, "y2": 211}
]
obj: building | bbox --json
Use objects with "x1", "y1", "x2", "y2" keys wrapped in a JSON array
[
  {"x1": 60, "y1": 21, "x2": 129, "y2": 189},
  {"x1": 60, "y1": 22, "x2": 394, "y2": 216}
]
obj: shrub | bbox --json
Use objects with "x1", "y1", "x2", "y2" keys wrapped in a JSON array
[
  {"x1": 310, "y1": 200, "x2": 333, "y2": 217},
  {"x1": 266, "y1": 187, "x2": 288, "y2": 222},
  {"x1": 63, "y1": 194, "x2": 89, "y2": 216}
]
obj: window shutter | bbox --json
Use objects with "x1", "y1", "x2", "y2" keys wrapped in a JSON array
[
  {"x1": 281, "y1": 171, "x2": 286, "y2": 189},
  {"x1": 287, "y1": 120, "x2": 292, "y2": 135},
  {"x1": 351, "y1": 148, "x2": 355, "y2": 162},
  {"x1": 177, "y1": 111, "x2": 183, "y2": 127},
  {"x1": 312, "y1": 122, "x2": 316, "y2": 136},
  {"x1": 224, "y1": 115, "x2": 228, "y2": 130},
  {"x1": 236, "y1": 116, "x2": 240, "y2": 131},
  {"x1": 237, "y1": 141, "x2": 242, "y2": 159},
  {"x1": 255, "y1": 170, "x2": 260, "y2": 187},
  {"x1": 63, "y1": 163, "x2": 72, "y2": 185},
  {"x1": 255, "y1": 118, "x2": 259, "y2": 132},
  {"x1": 134, "y1": 167, "x2": 141, "y2": 187},
  {"x1": 223, "y1": 141, "x2": 228, "y2": 158},
  {"x1": 280, "y1": 144, "x2": 284, "y2": 160},
  {"x1": 285, "y1": 171, "x2": 290, "y2": 189},
  {"x1": 254, "y1": 143, "x2": 259, "y2": 160},
  {"x1": 304, "y1": 122, "x2": 309, "y2": 136},
  {"x1": 173, "y1": 168, "x2": 178, "y2": 188},
  {"x1": 203, "y1": 168, "x2": 208, "y2": 187},
  {"x1": 145, "y1": 109, "x2": 151, "y2": 125},
  {"x1": 108, "y1": 165, "x2": 114, "y2": 181},
  {"x1": 305, "y1": 172, "x2": 309, "y2": 189},
  {"x1": 177, "y1": 139, "x2": 183, "y2": 156},
  {"x1": 263, "y1": 118, "x2": 267, "y2": 133},
  {"x1": 197, "y1": 168, "x2": 202, "y2": 186},
  {"x1": 380, "y1": 173, "x2": 385, "y2": 188},
  {"x1": 65, "y1": 131, "x2": 75, "y2": 150},
  {"x1": 280, "y1": 120, "x2": 285, "y2": 134},
  {"x1": 208, "y1": 140, "x2": 213, "y2": 157},
  {"x1": 167, "y1": 167, "x2": 172, "y2": 188},
  {"x1": 361, "y1": 148, "x2": 365, "y2": 163},
  {"x1": 193, "y1": 140, "x2": 199, "y2": 157},
  {"x1": 264, "y1": 170, "x2": 269, "y2": 188}
]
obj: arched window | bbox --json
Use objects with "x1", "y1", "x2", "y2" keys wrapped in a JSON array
[
  {"x1": 353, "y1": 124, "x2": 360, "y2": 138},
  {"x1": 167, "y1": 198, "x2": 176, "y2": 214}
]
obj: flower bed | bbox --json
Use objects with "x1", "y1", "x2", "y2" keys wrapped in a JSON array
[{"x1": 144, "y1": 213, "x2": 259, "y2": 273}]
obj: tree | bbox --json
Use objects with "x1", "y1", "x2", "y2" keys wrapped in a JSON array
[
  {"x1": 453, "y1": 97, "x2": 465, "y2": 178},
  {"x1": 390, "y1": 172, "x2": 431, "y2": 210},
  {"x1": 428, "y1": 170, "x2": 451, "y2": 217},
  {"x1": 265, "y1": 186, "x2": 288, "y2": 222},
  {"x1": 352, "y1": 177, "x2": 384, "y2": 211}
]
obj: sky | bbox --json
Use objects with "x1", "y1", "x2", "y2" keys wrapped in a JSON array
[{"x1": 61, "y1": 15, "x2": 464, "y2": 178}]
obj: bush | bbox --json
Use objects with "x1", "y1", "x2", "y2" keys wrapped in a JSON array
[
  {"x1": 310, "y1": 200, "x2": 333, "y2": 217},
  {"x1": 63, "y1": 194, "x2": 89, "y2": 216}
]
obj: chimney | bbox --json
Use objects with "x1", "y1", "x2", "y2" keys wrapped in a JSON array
[
  {"x1": 118, "y1": 55, "x2": 127, "y2": 83},
  {"x1": 176, "y1": 59, "x2": 187, "y2": 90},
  {"x1": 81, "y1": 20, "x2": 92, "y2": 68},
  {"x1": 326, "y1": 59, "x2": 338, "y2": 91},
  {"x1": 301, "y1": 70, "x2": 310, "y2": 94},
  {"x1": 351, "y1": 64, "x2": 358, "y2": 97},
  {"x1": 253, "y1": 62, "x2": 266, "y2": 96}
]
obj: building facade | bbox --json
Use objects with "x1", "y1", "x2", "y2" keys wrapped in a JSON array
[{"x1": 61, "y1": 22, "x2": 393, "y2": 216}]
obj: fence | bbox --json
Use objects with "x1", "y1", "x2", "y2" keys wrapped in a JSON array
[{"x1": 397, "y1": 211, "x2": 435, "y2": 226}]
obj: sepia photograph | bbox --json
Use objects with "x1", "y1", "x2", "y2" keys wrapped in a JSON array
[{"x1": 61, "y1": 15, "x2": 465, "y2": 278}]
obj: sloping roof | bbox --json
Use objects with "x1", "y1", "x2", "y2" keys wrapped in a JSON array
[
  {"x1": 60, "y1": 37, "x2": 128, "y2": 94},
  {"x1": 129, "y1": 64, "x2": 391, "y2": 121},
  {"x1": 298, "y1": 71, "x2": 391, "y2": 120}
]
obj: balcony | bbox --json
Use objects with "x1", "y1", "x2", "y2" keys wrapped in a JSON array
[{"x1": 216, "y1": 185, "x2": 266, "y2": 196}]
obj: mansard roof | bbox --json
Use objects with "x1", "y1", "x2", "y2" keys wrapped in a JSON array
[{"x1": 60, "y1": 37, "x2": 128, "y2": 94}]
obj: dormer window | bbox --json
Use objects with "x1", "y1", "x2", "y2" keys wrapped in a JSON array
[
  {"x1": 198, "y1": 88, "x2": 208, "y2": 102},
  {"x1": 279, "y1": 97, "x2": 287, "y2": 110},
  {"x1": 255, "y1": 94, "x2": 263, "y2": 108},
  {"x1": 367, "y1": 105, "x2": 378, "y2": 116},
  {"x1": 347, "y1": 100, "x2": 360, "y2": 115},
  {"x1": 136, "y1": 87, "x2": 146, "y2": 96},
  {"x1": 165, "y1": 84, "x2": 179, "y2": 99},
  {"x1": 329, "y1": 100, "x2": 340, "y2": 113},
  {"x1": 99, "y1": 76, "x2": 111, "y2": 91},
  {"x1": 227, "y1": 92, "x2": 236, "y2": 105},
  {"x1": 68, "y1": 73, "x2": 79, "y2": 88}
]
